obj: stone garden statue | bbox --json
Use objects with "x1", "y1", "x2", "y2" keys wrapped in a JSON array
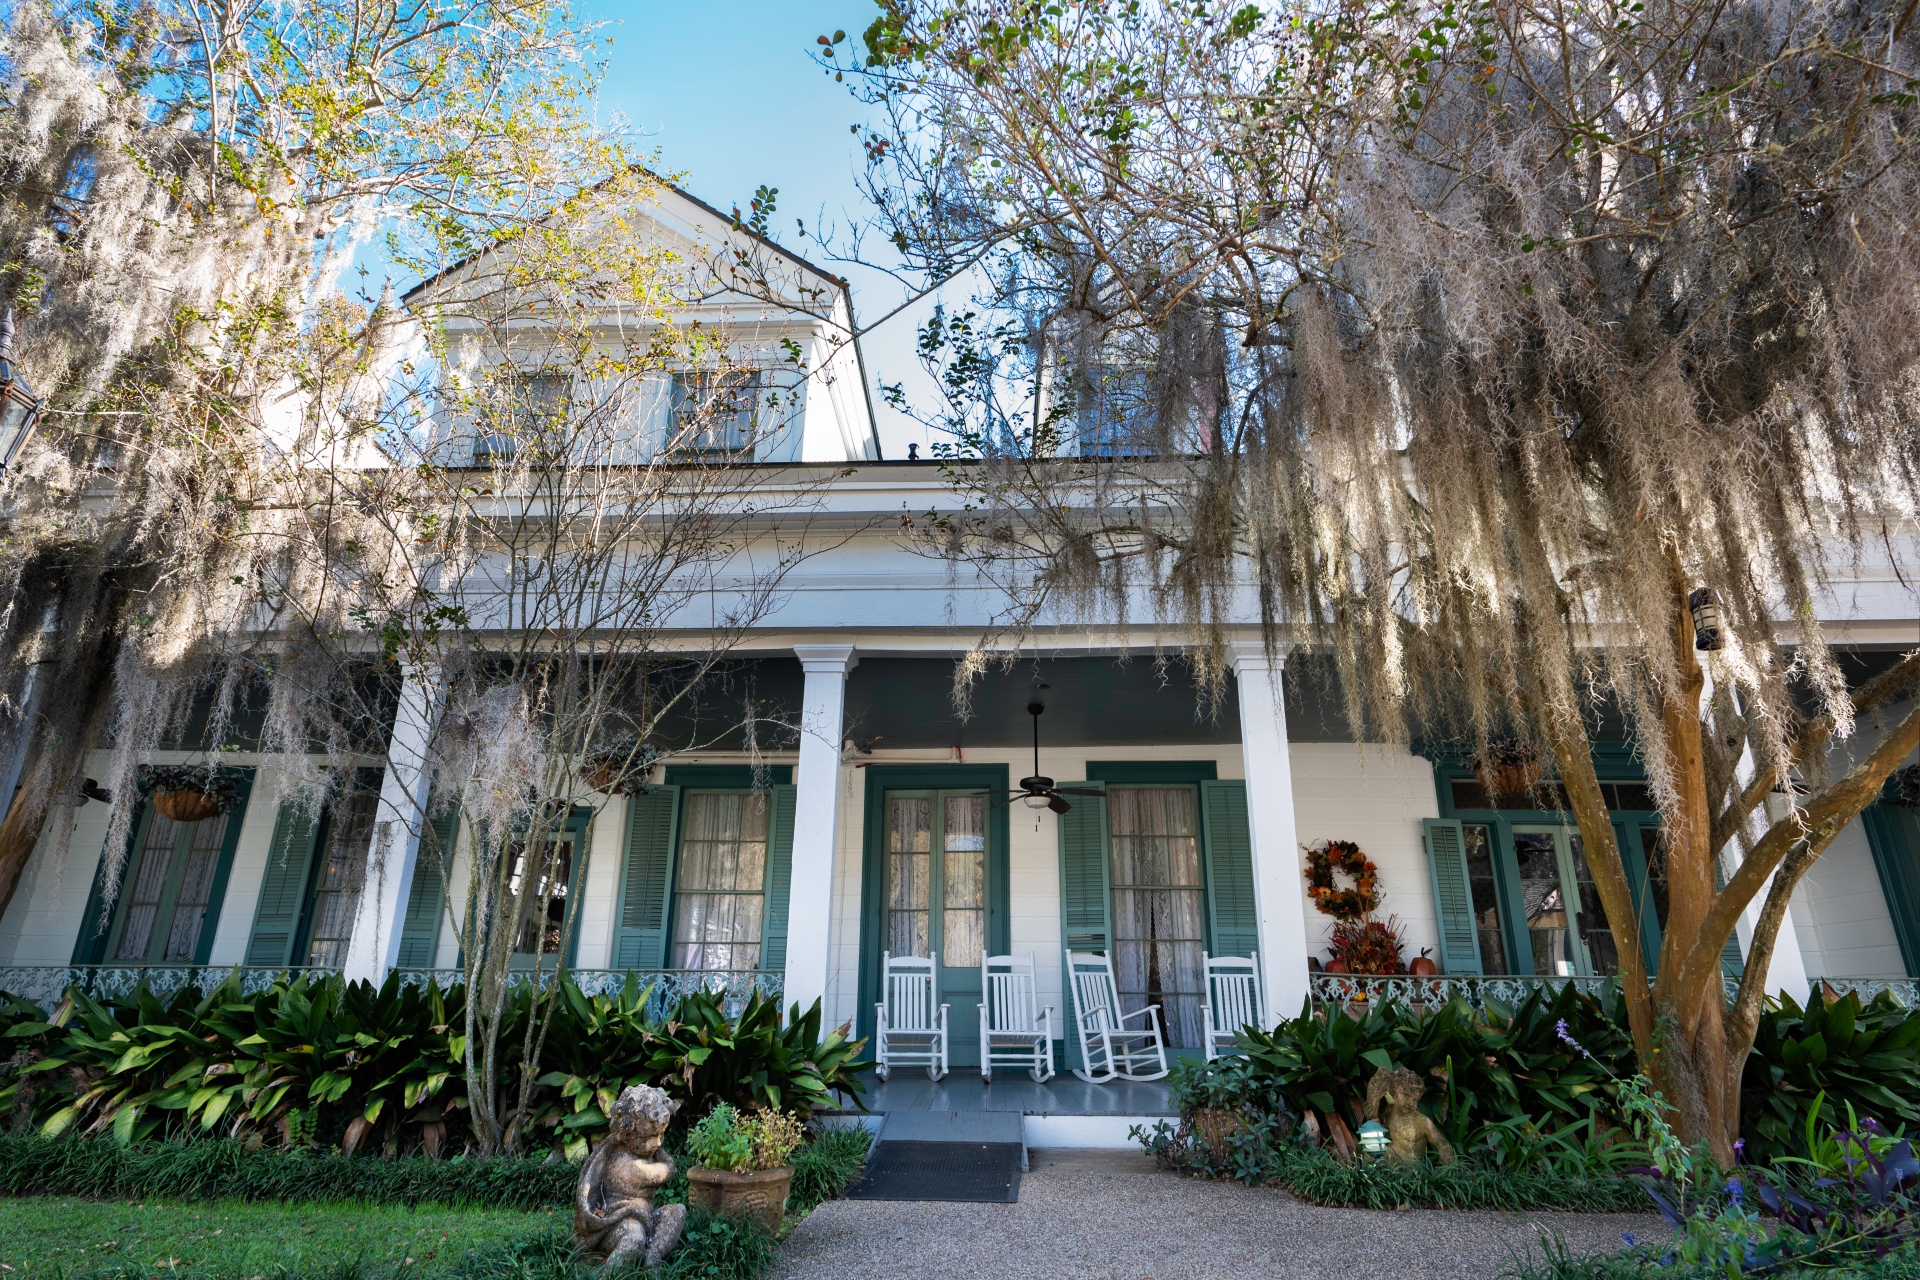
[
  {"x1": 1363, "y1": 1066, "x2": 1456, "y2": 1165},
  {"x1": 574, "y1": 1085, "x2": 686, "y2": 1267}
]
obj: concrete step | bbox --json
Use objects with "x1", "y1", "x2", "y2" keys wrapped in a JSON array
[{"x1": 877, "y1": 1108, "x2": 1024, "y2": 1145}]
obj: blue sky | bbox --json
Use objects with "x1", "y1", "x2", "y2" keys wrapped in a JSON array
[{"x1": 583, "y1": 0, "x2": 938, "y2": 456}]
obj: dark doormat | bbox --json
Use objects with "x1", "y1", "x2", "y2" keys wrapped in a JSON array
[{"x1": 843, "y1": 1139, "x2": 1022, "y2": 1203}]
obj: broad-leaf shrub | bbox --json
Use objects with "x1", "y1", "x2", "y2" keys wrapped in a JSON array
[
  {"x1": 1240, "y1": 983, "x2": 1636, "y2": 1149},
  {"x1": 1742, "y1": 989, "x2": 1920, "y2": 1163},
  {"x1": 0, "y1": 972, "x2": 868, "y2": 1157}
]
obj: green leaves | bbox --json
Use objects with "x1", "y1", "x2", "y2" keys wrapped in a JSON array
[
  {"x1": 1, "y1": 970, "x2": 870, "y2": 1161},
  {"x1": 1742, "y1": 990, "x2": 1920, "y2": 1163},
  {"x1": 1241, "y1": 982, "x2": 1638, "y2": 1145}
]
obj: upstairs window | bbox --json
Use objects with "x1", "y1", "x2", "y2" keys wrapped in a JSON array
[
  {"x1": 475, "y1": 371, "x2": 570, "y2": 465},
  {"x1": 669, "y1": 369, "x2": 760, "y2": 457},
  {"x1": 1074, "y1": 365, "x2": 1156, "y2": 458}
]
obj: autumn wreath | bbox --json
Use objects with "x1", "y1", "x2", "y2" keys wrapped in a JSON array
[{"x1": 1304, "y1": 839, "x2": 1380, "y2": 921}]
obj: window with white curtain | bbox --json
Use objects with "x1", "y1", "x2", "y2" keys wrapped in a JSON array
[
  {"x1": 672, "y1": 791, "x2": 769, "y2": 971},
  {"x1": 884, "y1": 791, "x2": 985, "y2": 969},
  {"x1": 111, "y1": 809, "x2": 232, "y2": 964},
  {"x1": 1108, "y1": 786, "x2": 1206, "y2": 1048},
  {"x1": 302, "y1": 789, "x2": 381, "y2": 967}
]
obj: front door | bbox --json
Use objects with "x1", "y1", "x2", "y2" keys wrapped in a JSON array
[
  {"x1": 884, "y1": 790, "x2": 987, "y2": 1065},
  {"x1": 1512, "y1": 825, "x2": 1618, "y2": 976}
]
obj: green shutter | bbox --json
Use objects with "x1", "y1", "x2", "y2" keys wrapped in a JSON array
[
  {"x1": 760, "y1": 785, "x2": 796, "y2": 973},
  {"x1": 1057, "y1": 782, "x2": 1111, "y2": 952},
  {"x1": 1864, "y1": 805, "x2": 1920, "y2": 978},
  {"x1": 246, "y1": 800, "x2": 322, "y2": 968},
  {"x1": 1200, "y1": 780, "x2": 1258, "y2": 958},
  {"x1": 397, "y1": 808, "x2": 458, "y2": 969},
  {"x1": 613, "y1": 785, "x2": 681, "y2": 970},
  {"x1": 1423, "y1": 818, "x2": 1484, "y2": 975}
]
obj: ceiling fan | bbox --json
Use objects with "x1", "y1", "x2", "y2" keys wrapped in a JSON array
[{"x1": 976, "y1": 699, "x2": 1104, "y2": 814}]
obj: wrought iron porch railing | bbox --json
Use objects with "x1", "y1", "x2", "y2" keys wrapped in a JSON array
[
  {"x1": 1310, "y1": 972, "x2": 1616, "y2": 1014},
  {"x1": 0, "y1": 964, "x2": 782, "y2": 1018},
  {"x1": 1308, "y1": 970, "x2": 1752, "y2": 1014},
  {"x1": 392, "y1": 968, "x2": 783, "y2": 1018},
  {"x1": 0, "y1": 964, "x2": 341, "y2": 1010},
  {"x1": 1813, "y1": 976, "x2": 1920, "y2": 1008}
]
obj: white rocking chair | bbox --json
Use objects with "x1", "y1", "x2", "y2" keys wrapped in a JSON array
[
  {"x1": 1201, "y1": 951, "x2": 1267, "y2": 1061},
  {"x1": 874, "y1": 951, "x2": 948, "y2": 1082},
  {"x1": 979, "y1": 952, "x2": 1055, "y2": 1082},
  {"x1": 1064, "y1": 949, "x2": 1169, "y2": 1083}
]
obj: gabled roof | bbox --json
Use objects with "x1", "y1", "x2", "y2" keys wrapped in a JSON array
[
  {"x1": 400, "y1": 168, "x2": 849, "y2": 305},
  {"x1": 400, "y1": 168, "x2": 882, "y2": 460}
]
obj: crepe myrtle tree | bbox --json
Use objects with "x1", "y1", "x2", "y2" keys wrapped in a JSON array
[
  {"x1": 0, "y1": 0, "x2": 634, "y2": 920},
  {"x1": 828, "y1": 0, "x2": 1920, "y2": 1157},
  {"x1": 0, "y1": 0, "x2": 854, "y2": 1154},
  {"x1": 327, "y1": 208, "x2": 846, "y2": 1154}
]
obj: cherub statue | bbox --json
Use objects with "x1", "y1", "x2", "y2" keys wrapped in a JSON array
[
  {"x1": 1363, "y1": 1066, "x2": 1456, "y2": 1165},
  {"x1": 574, "y1": 1085, "x2": 686, "y2": 1267}
]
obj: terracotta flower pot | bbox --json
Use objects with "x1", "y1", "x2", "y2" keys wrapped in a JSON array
[
  {"x1": 1188, "y1": 1106, "x2": 1248, "y2": 1166},
  {"x1": 1323, "y1": 958, "x2": 1349, "y2": 974},
  {"x1": 153, "y1": 788, "x2": 221, "y2": 823},
  {"x1": 1409, "y1": 955, "x2": 1439, "y2": 976},
  {"x1": 686, "y1": 1165, "x2": 792, "y2": 1232}
]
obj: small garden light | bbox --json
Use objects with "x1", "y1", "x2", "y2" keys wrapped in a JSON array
[
  {"x1": 0, "y1": 309, "x2": 42, "y2": 472},
  {"x1": 1357, "y1": 1119, "x2": 1391, "y2": 1158},
  {"x1": 1687, "y1": 587, "x2": 1725, "y2": 651}
]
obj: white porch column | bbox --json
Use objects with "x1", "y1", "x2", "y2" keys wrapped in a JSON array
[
  {"x1": 784, "y1": 644, "x2": 856, "y2": 1018},
  {"x1": 1707, "y1": 668, "x2": 1811, "y2": 999},
  {"x1": 344, "y1": 667, "x2": 445, "y2": 985},
  {"x1": 1229, "y1": 642, "x2": 1311, "y2": 1021}
]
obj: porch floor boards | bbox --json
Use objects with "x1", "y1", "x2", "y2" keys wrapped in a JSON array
[{"x1": 850, "y1": 1073, "x2": 1173, "y2": 1116}]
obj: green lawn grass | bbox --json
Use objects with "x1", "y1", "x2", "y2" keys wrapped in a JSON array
[{"x1": 0, "y1": 1197, "x2": 557, "y2": 1279}]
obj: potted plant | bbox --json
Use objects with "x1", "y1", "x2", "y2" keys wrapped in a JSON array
[
  {"x1": 583, "y1": 738, "x2": 658, "y2": 795},
  {"x1": 684, "y1": 1104, "x2": 804, "y2": 1232},
  {"x1": 137, "y1": 764, "x2": 243, "y2": 823},
  {"x1": 1470, "y1": 738, "x2": 1545, "y2": 800}
]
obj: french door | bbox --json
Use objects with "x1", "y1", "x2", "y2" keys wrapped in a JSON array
[
  {"x1": 107, "y1": 810, "x2": 234, "y2": 965},
  {"x1": 1512, "y1": 825, "x2": 1618, "y2": 976},
  {"x1": 884, "y1": 790, "x2": 987, "y2": 1063}
]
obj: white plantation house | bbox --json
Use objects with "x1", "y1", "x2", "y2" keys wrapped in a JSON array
[{"x1": 3, "y1": 181, "x2": 1918, "y2": 1137}]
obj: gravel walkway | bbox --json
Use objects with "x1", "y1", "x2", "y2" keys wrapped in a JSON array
[{"x1": 774, "y1": 1148, "x2": 1665, "y2": 1280}]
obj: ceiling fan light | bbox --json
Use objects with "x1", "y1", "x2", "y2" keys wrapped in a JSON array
[{"x1": 1022, "y1": 792, "x2": 1052, "y2": 810}]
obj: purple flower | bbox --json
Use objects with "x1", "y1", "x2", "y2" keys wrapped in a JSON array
[
  {"x1": 1726, "y1": 1178, "x2": 1744, "y2": 1205},
  {"x1": 1555, "y1": 1019, "x2": 1592, "y2": 1059}
]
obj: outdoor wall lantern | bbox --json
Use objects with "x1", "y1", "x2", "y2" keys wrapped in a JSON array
[
  {"x1": 0, "y1": 309, "x2": 44, "y2": 472},
  {"x1": 1687, "y1": 587, "x2": 1726, "y2": 652}
]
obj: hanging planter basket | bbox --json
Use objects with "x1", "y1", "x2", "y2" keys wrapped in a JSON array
[
  {"x1": 1888, "y1": 765, "x2": 1920, "y2": 810},
  {"x1": 138, "y1": 765, "x2": 242, "y2": 823},
  {"x1": 582, "y1": 741, "x2": 659, "y2": 795},
  {"x1": 1471, "y1": 740, "x2": 1546, "y2": 800},
  {"x1": 153, "y1": 788, "x2": 222, "y2": 823}
]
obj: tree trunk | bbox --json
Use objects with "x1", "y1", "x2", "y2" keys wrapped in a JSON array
[{"x1": 1537, "y1": 564, "x2": 1920, "y2": 1162}]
